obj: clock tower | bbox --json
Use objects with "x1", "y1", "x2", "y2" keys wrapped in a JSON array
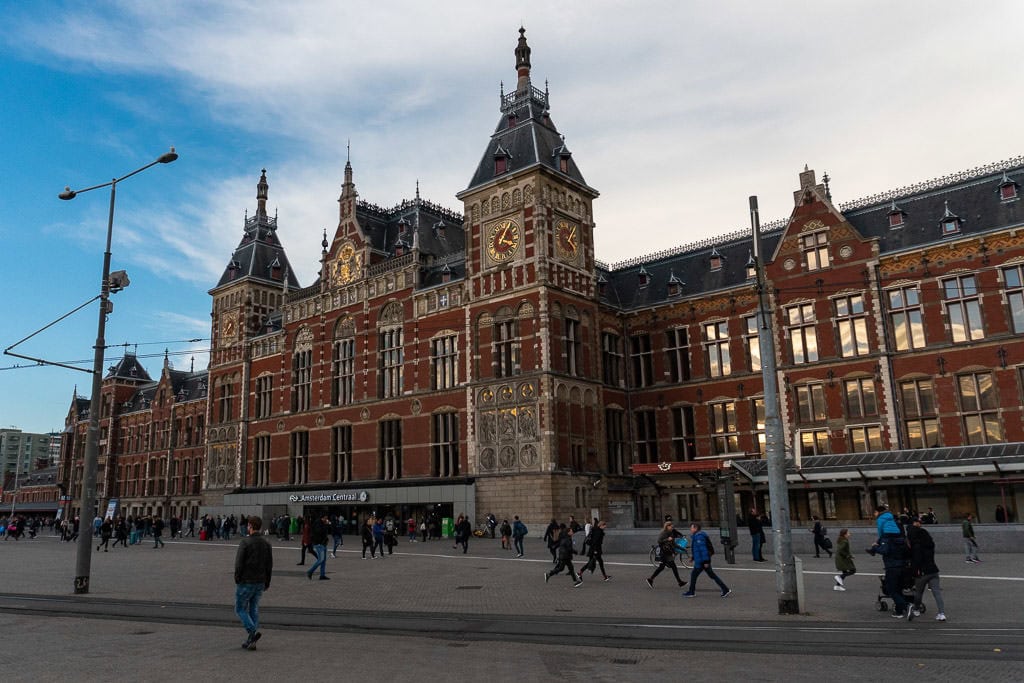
[{"x1": 458, "y1": 28, "x2": 604, "y2": 525}]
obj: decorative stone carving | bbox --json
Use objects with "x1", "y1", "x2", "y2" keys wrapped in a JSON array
[
  {"x1": 499, "y1": 445, "x2": 516, "y2": 469},
  {"x1": 520, "y1": 444, "x2": 538, "y2": 467},
  {"x1": 480, "y1": 448, "x2": 496, "y2": 470}
]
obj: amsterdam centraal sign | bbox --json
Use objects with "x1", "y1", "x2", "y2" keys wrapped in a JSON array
[{"x1": 288, "y1": 491, "x2": 369, "y2": 503}]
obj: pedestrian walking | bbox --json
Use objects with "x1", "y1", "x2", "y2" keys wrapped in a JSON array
[
  {"x1": 499, "y1": 519, "x2": 512, "y2": 550},
  {"x1": 748, "y1": 508, "x2": 766, "y2": 562},
  {"x1": 372, "y1": 517, "x2": 385, "y2": 558},
  {"x1": 907, "y1": 517, "x2": 946, "y2": 622},
  {"x1": 152, "y1": 517, "x2": 165, "y2": 548},
  {"x1": 543, "y1": 518, "x2": 559, "y2": 562},
  {"x1": 833, "y1": 528, "x2": 856, "y2": 591},
  {"x1": 811, "y1": 516, "x2": 831, "y2": 558},
  {"x1": 112, "y1": 518, "x2": 128, "y2": 548},
  {"x1": 544, "y1": 525, "x2": 582, "y2": 587},
  {"x1": 453, "y1": 513, "x2": 471, "y2": 554},
  {"x1": 297, "y1": 516, "x2": 314, "y2": 566},
  {"x1": 331, "y1": 515, "x2": 344, "y2": 557},
  {"x1": 512, "y1": 516, "x2": 528, "y2": 557},
  {"x1": 407, "y1": 517, "x2": 417, "y2": 543},
  {"x1": 647, "y1": 521, "x2": 687, "y2": 589},
  {"x1": 583, "y1": 520, "x2": 611, "y2": 580},
  {"x1": 96, "y1": 518, "x2": 112, "y2": 552},
  {"x1": 234, "y1": 516, "x2": 273, "y2": 650},
  {"x1": 962, "y1": 513, "x2": 980, "y2": 563},
  {"x1": 682, "y1": 523, "x2": 730, "y2": 598},
  {"x1": 307, "y1": 514, "x2": 330, "y2": 581},
  {"x1": 870, "y1": 505, "x2": 909, "y2": 618},
  {"x1": 361, "y1": 517, "x2": 376, "y2": 559}
]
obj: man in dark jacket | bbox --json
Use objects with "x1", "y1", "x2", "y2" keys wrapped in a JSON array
[
  {"x1": 235, "y1": 516, "x2": 274, "y2": 649},
  {"x1": 908, "y1": 518, "x2": 946, "y2": 622},
  {"x1": 544, "y1": 526, "x2": 582, "y2": 587},
  {"x1": 582, "y1": 520, "x2": 610, "y2": 580},
  {"x1": 870, "y1": 506, "x2": 909, "y2": 618},
  {"x1": 748, "y1": 508, "x2": 765, "y2": 562},
  {"x1": 307, "y1": 514, "x2": 330, "y2": 580}
]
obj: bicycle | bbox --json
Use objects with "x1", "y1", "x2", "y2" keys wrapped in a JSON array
[{"x1": 649, "y1": 537, "x2": 692, "y2": 569}]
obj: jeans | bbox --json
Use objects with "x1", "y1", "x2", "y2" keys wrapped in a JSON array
[
  {"x1": 513, "y1": 536, "x2": 524, "y2": 555},
  {"x1": 309, "y1": 544, "x2": 328, "y2": 577},
  {"x1": 883, "y1": 567, "x2": 907, "y2": 613},
  {"x1": 235, "y1": 583, "x2": 264, "y2": 635},
  {"x1": 332, "y1": 534, "x2": 343, "y2": 554},
  {"x1": 752, "y1": 534, "x2": 762, "y2": 561},
  {"x1": 688, "y1": 562, "x2": 729, "y2": 594},
  {"x1": 964, "y1": 539, "x2": 978, "y2": 560}
]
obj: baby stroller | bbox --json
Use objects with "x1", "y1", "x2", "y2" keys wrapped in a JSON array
[{"x1": 876, "y1": 564, "x2": 924, "y2": 615}]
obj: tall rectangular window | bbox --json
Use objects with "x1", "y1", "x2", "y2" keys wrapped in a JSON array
[
  {"x1": 332, "y1": 338, "x2": 355, "y2": 405},
  {"x1": 255, "y1": 375, "x2": 273, "y2": 419},
  {"x1": 254, "y1": 435, "x2": 271, "y2": 487},
  {"x1": 494, "y1": 320, "x2": 519, "y2": 378},
  {"x1": 901, "y1": 378, "x2": 940, "y2": 448},
  {"x1": 379, "y1": 328, "x2": 404, "y2": 398},
  {"x1": 431, "y1": 335, "x2": 458, "y2": 390},
  {"x1": 666, "y1": 328, "x2": 690, "y2": 382},
  {"x1": 292, "y1": 349, "x2": 313, "y2": 412},
  {"x1": 751, "y1": 398, "x2": 766, "y2": 456},
  {"x1": 602, "y1": 333, "x2": 623, "y2": 386},
  {"x1": 795, "y1": 383, "x2": 827, "y2": 423},
  {"x1": 835, "y1": 294, "x2": 870, "y2": 357},
  {"x1": 801, "y1": 231, "x2": 829, "y2": 271},
  {"x1": 703, "y1": 321, "x2": 731, "y2": 378},
  {"x1": 218, "y1": 382, "x2": 234, "y2": 424},
  {"x1": 431, "y1": 412, "x2": 459, "y2": 477},
  {"x1": 635, "y1": 409, "x2": 657, "y2": 463},
  {"x1": 888, "y1": 285, "x2": 925, "y2": 351},
  {"x1": 709, "y1": 401, "x2": 738, "y2": 454},
  {"x1": 844, "y1": 378, "x2": 878, "y2": 419},
  {"x1": 943, "y1": 275, "x2": 984, "y2": 343},
  {"x1": 606, "y1": 408, "x2": 626, "y2": 475},
  {"x1": 630, "y1": 334, "x2": 654, "y2": 388},
  {"x1": 744, "y1": 315, "x2": 761, "y2": 372},
  {"x1": 787, "y1": 303, "x2": 818, "y2": 364},
  {"x1": 1004, "y1": 265, "x2": 1024, "y2": 333},
  {"x1": 331, "y1": 425, "x2": 352, "y2": 483},
  {"x1": 958, "y1": 372, "x2": 1004, "y2": 444},
  {"x1": 290, "y1": 431, "x2": 308, "y2": 485},
  {"x1": 564, "y1": 318, "x2": 582, "y2": 376},
  {"x1": 671, "y1": 406, "x2": 696, "y2": 460},
  {"x1": 379, "y1": 419, "x2": 402, "y2": 480}
]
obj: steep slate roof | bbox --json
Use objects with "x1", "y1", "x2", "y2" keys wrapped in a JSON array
[
  {"x1": 463, "y1": 28, "x2": 595, "y2": 196},
  {"x1": 105, "y1": 353, "x2": 152, "y2": 381},
  {"x1": 213, "y1": 169, "x2": 301, "y2": 292},
  {"x1": 354, "y1": 192, "x2": 465, "y2": 264},
  {"x1": 597, "y1": 157, "x2": 1024, "y2": 312}
]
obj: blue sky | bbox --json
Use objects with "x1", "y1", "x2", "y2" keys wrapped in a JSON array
[{"x1": 1, "y1": 1, "x2": 1021, "y2": 433}]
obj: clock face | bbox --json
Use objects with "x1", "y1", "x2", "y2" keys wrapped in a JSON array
[
  {"x1": 220, "y1": 318, "x2": 236, "y2": 346},
  {"x1": 486, "y1": 219, "x2": 521, "y2": 263},
  {"x1": 555, "y1": 220, "x2": 579, "y2": 260}
]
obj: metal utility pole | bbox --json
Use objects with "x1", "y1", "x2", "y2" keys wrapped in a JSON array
[{"x1": 750, "y1": 196, "x2": 799, "y2": 614}]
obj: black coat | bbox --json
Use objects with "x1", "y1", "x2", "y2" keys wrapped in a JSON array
[
  {"x1": 587, "y1": 527, "x2": 605, "y2": 556},
  {"x1": 907, "y1": 526, "x2": 939, "y2": 575}
]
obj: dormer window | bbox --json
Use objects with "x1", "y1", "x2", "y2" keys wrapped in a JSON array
[
  {"x1": 709, "y1": 248, "x2": 723, "y2": 271},
  {"x1": 745, "y1": 253, "x2": 757, "y2": 280},
  {"x1": 493, "y1": 145, "x2": 511, "y2": 175},
  {"x1": 559, "y1": 155, "x2": 569, "y2": 174},
  {"x1": 434, "y1": 220, "x2": 446, "y2": 239},
  {"x1": 667, "y1": 273, "x2": 684, "y2": 297},
  {"x1": 441, "y1": 264, "x2": 452, "y2": 283},
  {"x1": 887, "y1": 201, "x2": 905, "y2": 228},
  {"x1": 398, "y1": 218, "x2": 408, "y2": 235},
  {"x1": 999, "y1": 173, "x2": 1019, "y2": 201},
  {"x1": 507, "y1": 113, "x2": 518, "y2": 128},
  {"x1": 394, "y1": 240, "x2": 406, "y2": 258},
  {"x1": 939, "y1": 201, "x2": 962, "y2": 235},
  {"x1": 638, "y1": 266, "x2": 649, "y2": 288},
  {"x1": 597, "y1": 274, "x2": 607, "y2": 296}
]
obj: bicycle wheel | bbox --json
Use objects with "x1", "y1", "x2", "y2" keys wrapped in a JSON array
[
  {"x1": 678, "y1": 550, "x2": 692, "y2": 569},
  {"x1": 649, "y1": 546, "x2": 659, "y2": 566}
]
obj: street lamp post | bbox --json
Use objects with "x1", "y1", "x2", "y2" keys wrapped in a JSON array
[{"x1": 60, "y1": 147, "x2": 178, "y2": 594}]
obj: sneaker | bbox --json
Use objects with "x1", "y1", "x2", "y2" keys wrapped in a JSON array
[
  {"x1": 834, "y1": 575, "x2": 844, "y2": 587},
  {"x1": 603, "y1": 576, "x2": 612, "y2": 582},
  {"x1": 721, "y1": 589, "x2": 732, "y2": 598},
  {"x1": 907, "y1": 608, "x2": 917, "y2": 622},
  {"x1": 682, "y1": 592, "x2": 695, "y2": 598},
  {"x1": 319, "y1": 575, "x2": 331, "y2": 580},
  {"x1": 516, "y1": 553, "x2": 523, "y2": 558},
  {"x1": 544, "y1": 572, "x2": 550, "y2": 584},
  {"x1": 935, "y1": 613, "x2": 946, "y2": 621},
  {"x1": 891, "y1": 610, "x2": 905, "y2": 619},
  {"x1": 573, "y1": 581, "x2": 583, "y2": 588},
  {"x1": 331, "y1": 552, "x2": 336, "y2": 558},
  {"x1": 645, "y1": 578, "x2": 654, "y2": 589},
  {"x1": 833, "y1": 585, "x2": 846, "y2": 591}
]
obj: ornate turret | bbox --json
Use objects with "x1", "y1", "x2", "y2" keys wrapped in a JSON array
[{"x1": 514, "y1": 26, "x2": 532, "y2": 94}]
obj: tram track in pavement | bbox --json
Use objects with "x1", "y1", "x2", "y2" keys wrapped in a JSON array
[{"x1": 0, "y1": 591, "x2": 1020, "y2": 661}]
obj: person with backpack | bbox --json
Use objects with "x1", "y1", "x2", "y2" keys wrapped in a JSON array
[
  {"x1": 646, "y1": 521, "x2": 687, "y2": 589},
  {"x1": 682, "y1": 522, "x2": 730, "y2": 598},
  {"x1": 384, "y1": 517, "x2": 397, "y2": 555},
  {"x1": 907, "y1": 517, "x2": 946, "y2": 622},
  {"x1": 499, "y1": 519, "x2": 512, "y2": 550},
  {"x1": 582, "y1": 519, "x2": 611, "y2": 581},
  {"x1": 544, "y1": 525, "x2": 582, "y2": 587},
  {"x1": 512, "y1": 516, "x2": 528, "y2": 557}
]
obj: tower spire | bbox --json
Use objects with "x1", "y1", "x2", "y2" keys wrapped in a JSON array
[
  {"x1": 515, "y1": 26, "x2": 532, "y2": 94},
  {"x1": 256, "y1": 168, "x2": 269, "y2": 218}
]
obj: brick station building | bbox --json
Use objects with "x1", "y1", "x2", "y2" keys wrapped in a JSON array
[{"x1": 57, "y1": 29, "x2": 1024, "y2": 529}]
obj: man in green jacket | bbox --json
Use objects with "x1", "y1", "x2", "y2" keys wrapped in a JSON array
[{"x1": 962, "y1": 513, "x2": 980, "y2": 563}]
